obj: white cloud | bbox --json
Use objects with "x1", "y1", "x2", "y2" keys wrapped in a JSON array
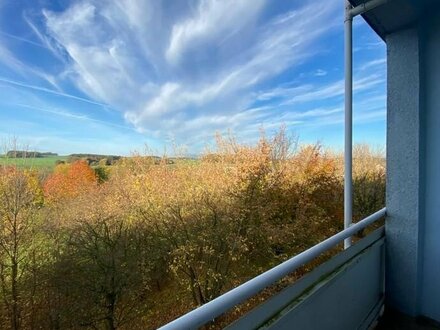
[
  {"x1": 0, "y1": 43, "x2": 62, "y2": 90},
  {"x1": 166, "y1": 0, "x2": 266, "y2": 63},
  {"x1": 15, "y1": 103, "x2": 136, "y2": 132},
  {"x1": 0, "y1": 0, "x2": 388, "y2": 152},
  {"x1": 257, "y1": 72, "x2": 385, "y2": 106},
  {"x1": 0, "y1": 77, "x2": 108, "y2": 106},
  {"x1": 36, "y1": 0, "x2": 355, "y2": 144},
  {"x1": 357, "y1": 58, "x2": 386, "y2": 71},
  {"x1": 0, "y1": 30, "x2": 46, "y2": 48},
  {"x1": 23, "y1": 13, "x2": 67, "y2": 62},
  {"x1": 0, "y1": 43, "x2": 27, "y2": 75},
  {"x1": 314, "y1": 69, "x2": 327, "y2": 76}
]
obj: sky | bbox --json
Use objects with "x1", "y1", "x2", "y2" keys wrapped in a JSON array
[{"x1": 0, "y1": 0, "x2": 386, "y2": 156}]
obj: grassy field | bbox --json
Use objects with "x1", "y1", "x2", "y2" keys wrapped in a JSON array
[{"x1": 0, "y1": 156, "x2": 67, "y2": 170}]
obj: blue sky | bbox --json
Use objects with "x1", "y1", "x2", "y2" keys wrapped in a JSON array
[{"x1": 0, "y1": 0, "x2": 386, "y2": 155}]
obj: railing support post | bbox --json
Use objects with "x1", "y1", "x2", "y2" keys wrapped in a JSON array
[
  {"x1": 343, "y1": 0, "x2": 388, "y2": 250},
  {"x1": 344, "y1": 0, "x2": 353, "y2": 249}
]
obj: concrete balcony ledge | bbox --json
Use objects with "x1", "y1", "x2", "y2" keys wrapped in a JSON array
[{"x1": 227, "y1": 227, "x2": 385, "y2": 330}]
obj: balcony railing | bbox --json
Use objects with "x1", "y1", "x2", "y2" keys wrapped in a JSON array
[{"x1": 160, "y1": 207, "x2": 386, "y2": 330}]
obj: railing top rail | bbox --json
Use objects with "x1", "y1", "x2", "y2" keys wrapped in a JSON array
[{"x1": 159, "y1": 207, "x2": 386, "y2": 330}]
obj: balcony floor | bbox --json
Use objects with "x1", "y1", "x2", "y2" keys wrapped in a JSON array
[{"x1": 376, "y1": 310, "x2": 440, "y2": 330}]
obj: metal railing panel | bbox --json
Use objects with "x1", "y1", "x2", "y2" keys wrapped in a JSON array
[
  {"x1": 159, "y1": 208, "x2": 386, "y2": 330},
  {"x1": 263, "y1": 236, "x2": 385, "y2": 330},
  {"x1": 226, "y1": 226, "x2": 385, "y2": 330}
]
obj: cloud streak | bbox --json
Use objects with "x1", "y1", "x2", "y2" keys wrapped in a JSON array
[
  {"x1": 40, "y1": 0, "x2": 341, "y2": 140},
  {"x1": 14, "y1": 103, "x2": 136, "y2": 131},
  {"x1": 0, "y1": 77, "x2": 109, "y2": 107}
]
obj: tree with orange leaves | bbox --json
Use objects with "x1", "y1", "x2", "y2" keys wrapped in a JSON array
[{"x1": 44, "y1": 160, "x2": 97, "y2": 202}]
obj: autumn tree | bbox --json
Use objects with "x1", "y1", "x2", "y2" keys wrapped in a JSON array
[
  {"x1": 43, "y1": 160, "x2": 97, "y2": 202},
  {"x1": 39, "y1": 183, "x2": 157, "y2": 330},
  {"x1": 121, "y1": 129, "x2": 300, "y2": 308},
  {"x1": 352, "y1": 144, "x2": 386, "y2": 220},
  {"x1": 0, "y1": 167, "x2": 43, "y2": 330}
]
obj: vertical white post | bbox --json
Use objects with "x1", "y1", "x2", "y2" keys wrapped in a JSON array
[{"x1": 344, "y1": 0, "x2": 353, "y2": 249}]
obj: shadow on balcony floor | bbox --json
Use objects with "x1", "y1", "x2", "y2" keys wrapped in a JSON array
[{"x1": 376, "y1": 309, "x2": 440, "y2": 330}]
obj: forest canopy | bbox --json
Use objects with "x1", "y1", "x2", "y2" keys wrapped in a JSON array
[{"x1": 0, "y1": 129, "x2": 385, "y2": 329}]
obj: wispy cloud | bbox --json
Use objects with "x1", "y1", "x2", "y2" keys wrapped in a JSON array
[
  {"x1": 0, "y1": 0, "x2": 386, "y2": 152},
  {"x1": 357, "y1": 58, "x2": 386, "y2": 71},
  {"x1": 23, "y1": 12, "x2": 68, "y2": 62},
  {"x1": 0, "y1": 77, "x2": 109, "y2": 107},
  {"x1": 314, "y1": 69, "x2": 328, "y2": 76},
  {"x1": 40, "y1": 0, "x2": 341, "y2": 141},
  {"x1": 0, "y1": 41, "x2": 62, "y2": 90},
  {"x1": 166, "y1": 0, "x2": 266, "y2": 63},
  {"x1": 257, "y1": 72, "x2": 385, "y2": 106},
  {"x1": 0, "y1": 31, "x2": 47, "y2": 48}
]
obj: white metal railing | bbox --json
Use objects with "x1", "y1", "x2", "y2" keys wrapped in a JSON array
[
  {"x1": 344, "y1": 0, "x2": 388, "y2": 249},
  {"x1": 159, "y1": 207, "x2": 386, "y2": 330}
]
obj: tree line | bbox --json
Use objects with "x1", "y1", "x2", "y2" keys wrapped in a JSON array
[{"x1": 5, "y1": 151, "x2": 58, "y2": 158}]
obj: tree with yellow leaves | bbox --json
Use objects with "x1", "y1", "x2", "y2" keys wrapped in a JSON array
[{"x1": 0, "y1": 167, "x2": 43, "y2": 329}]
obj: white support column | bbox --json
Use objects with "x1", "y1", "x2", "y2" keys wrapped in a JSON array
[
  {"x1": 344, "y1": 0, "x2": 353, "y2": 249},
  {"x1": 343, "y1": 0, "x2": 388, "y2": 250},
  {"x1": 344, "y1": 0, "x2": 388, "y2": 249}
]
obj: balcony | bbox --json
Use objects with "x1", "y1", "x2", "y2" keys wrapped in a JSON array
[
  {"x1": 159, "y1": 0, "x2": 440, "y2": 328},
  {"x1": 160, "y1": 209, "x2": 387, "y2": 329},
  {"x1": 160, "y1": 207, "x2": 440, "y2": 329}
]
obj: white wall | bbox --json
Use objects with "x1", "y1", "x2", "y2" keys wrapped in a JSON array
[
  {"x1": 420, "y1": 10, "x2": 440, "y2": 322},
  {"x1": 386, "y1": 10, "x2": 440, "y2": 323},
  {"x1": 386, "y1": 27, "x2": 423, "y2": 318}
]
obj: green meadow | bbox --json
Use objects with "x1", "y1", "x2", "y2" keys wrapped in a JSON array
[{"x1": 0, "y1": 156, "x2": 67, "y2": 170}]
